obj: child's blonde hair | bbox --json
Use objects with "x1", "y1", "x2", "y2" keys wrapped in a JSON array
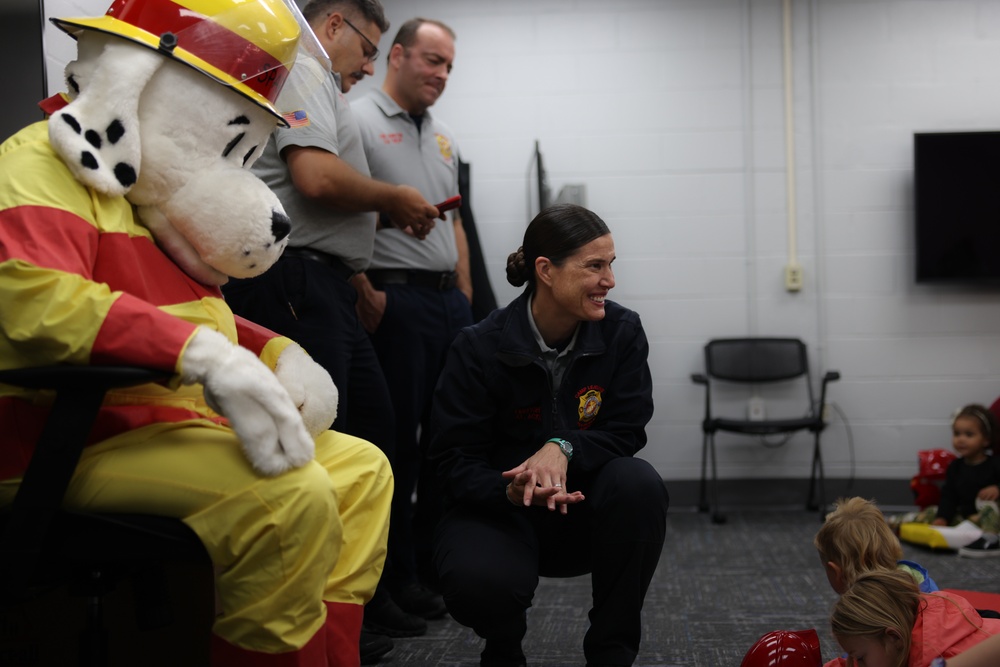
[
  {"x1": 830, "y1": 569, "x2": 920, "y2": 667},
  {"x1": 814, "y1": 497, "x2": 903, "y2": 589}
]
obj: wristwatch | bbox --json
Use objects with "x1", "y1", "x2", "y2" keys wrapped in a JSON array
[{"x1": 547, "y1": 437, "x2": 573, "y2": 461}]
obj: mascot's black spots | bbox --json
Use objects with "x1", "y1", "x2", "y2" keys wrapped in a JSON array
[
  {"x1": 81, "y1": 151, "x2": 98, "y2": 170},
  {"x1": 242, "y1": 146, "x2": 257, "y2": 166},
  {"x1": 114, "y1": 162, "x2": 137, "y2": 187},
  {"x1": 228, "y1": 115, "x2": 250, "y2": 126},
  {"x1": 223, "y1": 133, "x2": 245, "y2": 158},
  {"x1": 271, "y1": 211, "x2": 291, "y2": 242},
  {"x1": 62, "y1": 114, "x2": 82, "y2": 134},
  {"x1": 106, "y1": 120, "x2": 125, "y2": 145},
  {"x1": 67, "y1": 74, "x2": 80, "y2": 94},
  {"x1": 85, "y1": 129, "x2": 102, "y2": 149}
]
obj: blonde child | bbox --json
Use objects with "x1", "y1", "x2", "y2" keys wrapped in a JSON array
[
  {"x1": 899, "y1": 405, "x2": 1000, "y2": 558},
  {"x1": 825, "y1": 570, "x2": 1000, "y2": 667},
  {"x1": 815, "y1": 497, "x2": 938, "y2": 594}
]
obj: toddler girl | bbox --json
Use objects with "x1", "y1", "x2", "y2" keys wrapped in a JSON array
[{"x1": 895, "y1": 405, "x2": 1000, "y2": 558}]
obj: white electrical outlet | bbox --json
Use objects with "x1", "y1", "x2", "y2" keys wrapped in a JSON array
[
  {"x1": 785, "y1": 263, "x2": 803, "y2": 292},
  {"x1": 748, "y1": 396, "x2": 766, "y2": 421}
]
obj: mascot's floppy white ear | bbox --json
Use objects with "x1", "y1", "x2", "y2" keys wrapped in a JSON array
[{"x1": 49, "y1": 35, "x2": 162, "y2": 197}]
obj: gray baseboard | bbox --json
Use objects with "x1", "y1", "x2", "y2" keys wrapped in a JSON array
[{"x1": 665, "y1": 477, "x2": 916, "y2": 512}]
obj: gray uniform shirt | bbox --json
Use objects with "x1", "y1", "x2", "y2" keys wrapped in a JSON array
[
  {"x1": 527, "y1": 293, "x2": 580, "y2": 393},
  {"x1": 353, "y1": 89, "x2": 459, "y2": 272},
  {"x1": 252, "y1": 60, "x2": 375, "y2": 272}
]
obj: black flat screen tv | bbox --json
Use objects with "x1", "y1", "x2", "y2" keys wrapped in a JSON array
[{"x1": 914, "y1": 131, "x2": 1000, "y2": 284}]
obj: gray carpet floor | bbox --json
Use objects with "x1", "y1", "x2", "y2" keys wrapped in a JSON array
[{"x1": 379, "y1": 508, "x2": 1000, "y2": 667}]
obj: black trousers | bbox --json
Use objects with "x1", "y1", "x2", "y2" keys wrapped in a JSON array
[
  {"x1": 369, "y1": 284, "x2": 473, "y2": 590},
  {"x1": 433, "y1": 457, "x2": 669, "y2": 666},
  {"x1": 222, "y1": 255, "x2": 395, "y2": 457}
]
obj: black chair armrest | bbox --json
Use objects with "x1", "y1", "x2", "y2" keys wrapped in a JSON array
[
  {"x1": 691, "y1": 373, "x2": 708, "y2": 385},
  {"x1": 816, "y1": 371, "x2": 841, "y2": 425},
  {"x1": 0, "y1": 365, "x2": 169, "y2": 392}
]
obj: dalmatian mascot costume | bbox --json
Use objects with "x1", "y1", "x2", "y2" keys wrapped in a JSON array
[{"x1": 0, "y1": 0, "x2": 391, "y2": 665}]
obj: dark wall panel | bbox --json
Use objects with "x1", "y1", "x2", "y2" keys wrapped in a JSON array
[{"x1": 1, "y1": 0, "x2": 47, "y2": 142}]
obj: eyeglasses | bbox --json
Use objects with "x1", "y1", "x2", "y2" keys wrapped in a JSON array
[{"x1": 342, "y1": 17, "x2": 379, "y2": 63}]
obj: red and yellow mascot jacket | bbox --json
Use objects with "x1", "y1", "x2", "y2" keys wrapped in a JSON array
[{"x1": 0, "y1": 119, "x2": 291, "y2": 480}]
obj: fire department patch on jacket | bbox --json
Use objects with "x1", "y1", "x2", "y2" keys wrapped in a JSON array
[{"x1": 576, "y1": 386, "x2": 604, "y2": 429}]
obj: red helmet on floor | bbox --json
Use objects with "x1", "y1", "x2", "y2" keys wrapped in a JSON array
[{"x1": 741, "y1": 629, "x2": 822, "y2": 667}]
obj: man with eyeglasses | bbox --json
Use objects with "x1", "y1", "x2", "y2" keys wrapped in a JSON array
[
  {"x1": 350, "y1": 14, "x2": 473, "y2": 642},
  {"x1": 222, "y1": 1, "x2": 442, "y2": 663}
]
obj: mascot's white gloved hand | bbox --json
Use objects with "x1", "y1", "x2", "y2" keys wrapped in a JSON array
[
  {"x1": 181, "y1": 327, "x2": 314, "y2": 475},
  {"x1": 274, "y1": 343, "x2": 338, "y2": 438}
]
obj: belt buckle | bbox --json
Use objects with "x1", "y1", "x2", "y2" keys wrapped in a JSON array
[{"x1": 438, "y1": 272, "x2": 456, "y2": 291}]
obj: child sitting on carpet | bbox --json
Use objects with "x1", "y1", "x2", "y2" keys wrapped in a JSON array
[
  {"x1": 825, "y1": 570, "x2": 1000, "y2": 667},
  {"x1": 889, "y1": 405, "x2": 1000, "y2": 558},
  {"x1": 815, "y1": 496, "x2": 938, "y2": 594}
]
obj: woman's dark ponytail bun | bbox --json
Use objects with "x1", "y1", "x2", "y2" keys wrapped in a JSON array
[{"x1": 505, "y1": 246, "x2": 529, "y2": 287}]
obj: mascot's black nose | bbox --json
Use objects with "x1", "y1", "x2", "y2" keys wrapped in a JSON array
[{"x1": 271, "y1": 211, "x2": 291, "y2": 242}]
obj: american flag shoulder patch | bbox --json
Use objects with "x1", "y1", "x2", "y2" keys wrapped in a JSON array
[{"x1": 282, "y1": 110, "x2": 310, "y2": 128}]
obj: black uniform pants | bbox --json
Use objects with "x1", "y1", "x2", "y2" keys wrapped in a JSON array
[
  {"x1": 433, "y1": 457, "x2": 669, "y2": 665},
  {"x1": 369, "y1": 283, "x2": 473, "y2": 590}
]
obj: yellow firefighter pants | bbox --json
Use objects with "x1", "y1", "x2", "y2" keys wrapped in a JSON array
[{"x1": 0, "y1": 420, "x2": 392, "y2": 653}]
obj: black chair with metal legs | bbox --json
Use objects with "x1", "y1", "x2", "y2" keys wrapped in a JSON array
[
  {"x1": 0, "y1": 366, "x2": 211, "y2": 667},
  {"x1": 691, "y1": 338, "x2": 840, "y2": 524}
]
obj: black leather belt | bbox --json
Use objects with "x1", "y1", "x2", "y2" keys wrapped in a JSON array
[
  {"x1": 367, "y1": 268, "x2": 458, "y2": 291},
  {"x1": 282, "y1": 247, "x2": 356, "y2": 281}
]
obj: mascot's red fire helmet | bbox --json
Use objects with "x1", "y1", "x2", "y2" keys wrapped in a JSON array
[
  {"x1": 50, "y1": 0, "x2": 327, "y2": 126},
  {"x1": 741, "y1": 629, "x2": 822, "y2": 667}
]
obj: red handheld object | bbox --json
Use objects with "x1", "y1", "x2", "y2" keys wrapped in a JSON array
[{"x1": 435, "y1": 195, "x2": 462, "y2": 213}]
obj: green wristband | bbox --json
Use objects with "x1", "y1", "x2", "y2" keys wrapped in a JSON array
[{"x1": 547, "y1": 437, "x2": 573, "y2": 461}]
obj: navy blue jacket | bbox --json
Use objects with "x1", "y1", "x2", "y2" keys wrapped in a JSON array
[{"x1": 428, "y1": 291, "x2": 654, "y2": 513}]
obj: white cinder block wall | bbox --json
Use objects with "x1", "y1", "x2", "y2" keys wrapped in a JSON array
[{"x1": 41, "y1": 0, "x2": 1000, "y2": 484}]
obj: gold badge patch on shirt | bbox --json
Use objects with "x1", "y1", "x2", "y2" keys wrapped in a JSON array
[
  {"x1": 436, "y1": 133, "x2": 454, "y2": 163},
  {"x1": 576, "y1": 387, "x2": 604, "y2": 429}
]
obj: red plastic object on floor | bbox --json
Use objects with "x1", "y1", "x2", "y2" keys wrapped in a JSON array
[
  {"x1": 741, "y1": 629, "x2": 822, "y2": 667},
  {"x1": 941, "y1": 589, "x2": 1000, "y2": 614},
  {"x1": 911, "y1": 448, "x2": 957, "y2": 508}
]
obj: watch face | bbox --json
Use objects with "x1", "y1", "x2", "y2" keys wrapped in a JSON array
[{"x1": 549, "y1": 438, "x2": 573, "y2": 459}]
